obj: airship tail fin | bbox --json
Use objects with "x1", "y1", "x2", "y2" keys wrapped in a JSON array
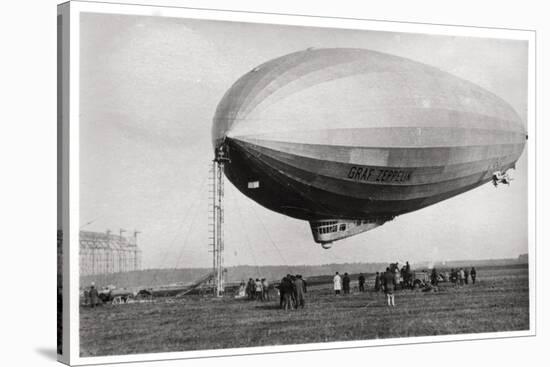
[{"x1": 492, "y1": 169, "x2": 514, "y2": 187}]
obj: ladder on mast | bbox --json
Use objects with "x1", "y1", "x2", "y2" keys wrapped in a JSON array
[{"x1": 209, "y1": 147, "x2": 229, "y2": 297}]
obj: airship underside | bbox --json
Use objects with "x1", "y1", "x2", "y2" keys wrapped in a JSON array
[{"x1": 212, "y1": 48, "x2": 526, "y2": 246}]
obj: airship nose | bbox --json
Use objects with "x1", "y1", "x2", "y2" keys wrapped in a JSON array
[{"x1": 211, "y1": 116, "x2": 228, "y2": 151}]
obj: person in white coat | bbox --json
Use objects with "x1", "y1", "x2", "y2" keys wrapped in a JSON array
[{"x1": 333, "y1": 272, "x2": 342, "y2": 295}]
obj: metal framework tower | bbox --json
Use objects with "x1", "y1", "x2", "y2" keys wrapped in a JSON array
[{"x1": 210, "y1": 147, "x2": 229, "y2": 297}]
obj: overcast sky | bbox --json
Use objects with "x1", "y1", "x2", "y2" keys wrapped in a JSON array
[{"x1": 79, "y1": 13, "x2": 528, "y2": 269}]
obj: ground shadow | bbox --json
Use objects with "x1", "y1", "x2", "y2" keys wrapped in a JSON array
[
  {"x1": 35, "y1": 347, "x2": 57, "y2": 361},
  {"x1": 254, "y1": 303, "x2": 284, "y2": 310}
]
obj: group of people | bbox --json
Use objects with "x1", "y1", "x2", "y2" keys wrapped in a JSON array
[
  {"x1": 372, "y1": 262, "x2": 411, "y2": 292},
  {"x1": 333, "y1": 272, "x2": 372, "y2": 294},
  {"x1": 428, "y1": 266, "x2": 477, "y2": 286},
  {"x1": 83, "y1": 282, "x2": 100, "y2": 307},
  {"x1": 277, "y1": 274, "x2": 307, "y2": 310},
  {"x1": 372, "y1": 268, "x2": 400, "y2": 306},
  {"x1": 398, "y1": 262, "x2": 414, "y2": 289},
  {"x1": 333, "y1": 268, "x2": 399, "y2": 306},
  {"x1": 332, "y1": 263, "x2": 480, "y2": 308},
  {"x1": 449, "y1": 267, "x2": 477, "y2": 286},
  {"x1": 243, "y1": 278, "x2": 270, "y2": 301},
  {"x1": 238, "y1": 274, "x2": 308, "y2": 310}
]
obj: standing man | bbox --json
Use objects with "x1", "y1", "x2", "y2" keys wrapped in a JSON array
[
  {"x1": 290, "y1": 275, "x2": 298, "y2": 308},
  {"x1": 358, "y1": 273, "x2": 366, "y2": 292},
  {"x1": 394, "y1": 267, "x2": 400, "y2": 291},
  {"x1": 471, "y1": 267, "x2": 477, "y2": 284},
  {"x1": 280, "y1": 276, "x2": 294, "y2": 311},
  {"x1": 89, "y1": 282, "x2": 99, "y2": 308},
  {"x1": 431, "y1": 268, "x2": 439, "y2": 286},
  {"x1": 83, "y1": 288, "x2": 90, "y2": 306},
  {"x1": 374, "y1": 272, "x2": 381, "y2": 292},
  {"x1": 247, "y1": 278, "x2": 255, "y2": 300},
  {"x1": 294, "y1": 275, "x2": 306, "y2": 308},
  {"x1": 261, "y1": 278, "x2": 269, "y2": 301},
  {"x1": 278, "y1": 276, "x2": 287, "y2": 308},
  {"x1": 405, "y1": 261, "x2": 412, "y2": 288},
  {"x1": 459, "y1": 268, "x2": 465, "y2": 286},
  {"x1": 464, "y1": 268, "x2": 470, "y2": 285},
  {"x1": 343, "y1": 273, "x2": 351, "y2": 294},
  {"x1": 400, "y1": 266, "x2": 406, "y2": 289},
  {"x1": 333, "y1": 272, "x2": 342, "y2": 295},
  {"x1": 382, "y1": 268, "x2": 396, "y2": 307},
  {"x1": 255, "y1": 278, "x2": 263, "y2": 301}
]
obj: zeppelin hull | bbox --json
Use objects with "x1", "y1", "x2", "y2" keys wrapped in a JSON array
[
  {"x1": 212, "y1": 48, "x2": 527, "y2": 239},
  {"x1": 224, "y1": 136, "x2": 520, "y2": 221}
]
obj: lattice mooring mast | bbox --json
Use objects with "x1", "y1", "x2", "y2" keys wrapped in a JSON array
[{"x1": 210, "y1": 146, "x2": 230, "y2": 297}]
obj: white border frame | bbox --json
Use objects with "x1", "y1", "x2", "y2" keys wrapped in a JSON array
[{"x1": 64, "y1": 1, "x2": 537, "y2": 365}]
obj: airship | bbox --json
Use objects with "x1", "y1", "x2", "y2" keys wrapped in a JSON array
[{"x1": 212, "y1": 48, "x2": 526, "y2": 248}]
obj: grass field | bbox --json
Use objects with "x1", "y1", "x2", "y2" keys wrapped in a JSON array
[{"x1": 80, "y1": 265, "x2": 529, "y2": 357}]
